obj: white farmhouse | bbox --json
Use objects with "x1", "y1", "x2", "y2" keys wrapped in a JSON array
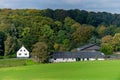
[{"x1": 17, "y1": 45, "x2": 29, "y2": 58}]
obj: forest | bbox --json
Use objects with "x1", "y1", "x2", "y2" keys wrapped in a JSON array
[{"x1": 0, "y1": 8, "x2": 120, "y2": 61}]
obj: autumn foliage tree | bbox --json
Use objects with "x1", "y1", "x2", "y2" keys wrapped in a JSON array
[
  {"x1": 72, "y1": 25, "x2": 95, "y2": 47},
  {"x1": 32, "y1": 42, "x2": 49, "y2": 63},
  {"x1": 101, "y1": 35, "x2": 113, "y2": 44},
  {"x1": 112, "y1": 33, "x2": 120, "y2": 51},
  {"x1": 97, "y1": 25, "x2": 106, "y2": 37}
]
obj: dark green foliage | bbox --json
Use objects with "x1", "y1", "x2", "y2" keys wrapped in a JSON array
[
  {"x1": 100, "y1": 44, "x2": 113, "y2": 55},
  {"x1": 102, "y1": 25, "x2": 116, "y2": 36},
  {"x1": 21, "y1": 34, "x2": 38, "y2": 52},
  {"x1": 53, "y1": 9, "x2": 68, "y2": 22},
  {"x1": 0, "y1": 32, "x2": 6, "y2": 56},
  {"x1": 56, "y1": 30, "x2": 67, "y2": 43}
]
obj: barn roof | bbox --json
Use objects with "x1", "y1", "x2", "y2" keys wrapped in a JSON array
[
  {"x1": 77, "y1": 44, "x2": 100, "y2": 51},
  {"x1": 50, "y1": 52, "x2": 104, "y2": 58}
]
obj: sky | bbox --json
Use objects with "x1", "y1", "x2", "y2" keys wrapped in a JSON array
[{"x1": 0, "y1": 0, "x2": 120, "y2": 13}]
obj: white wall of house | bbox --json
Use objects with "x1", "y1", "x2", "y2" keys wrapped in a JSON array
[{"x1": 17, "y1": 46, "x2": 29, "y2": 58}]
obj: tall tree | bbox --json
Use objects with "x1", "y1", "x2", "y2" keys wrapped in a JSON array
[
  {"x1": 64, "y1": 17, "x2": 76, "y2": 32},
  {"x1": 32, "y1": 42, "x2": 49, "y2": 63},
  {"x1": 4, "y1": 35, "x2": 20, "y2": 56},
  {"x1": 40, "y1": 25, "x2": 55, "y2": 51},
  {"x1": 0, "y1": 32, "x2": 6, "y2": 56},
  {"x1": 97, "y1": 25, "x2": 106, "y2": 37},
  {"x1": 112, "y1": 33, "x2": 120, "y2": 51},
  {"x1": 72, "y1": 25, "x2": 94, "y2": 47},
  {"x1": 56, "y1": 30, "x2": 67, "y2": 44}
]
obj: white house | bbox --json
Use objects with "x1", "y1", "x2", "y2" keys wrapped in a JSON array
[{"x1": 17, "y1": 45, "x2": 29, "y2": 58}]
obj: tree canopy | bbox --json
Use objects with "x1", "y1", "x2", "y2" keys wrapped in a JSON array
[{"x1": 0, "y1": 8, "x2": 119, "y2": 57}]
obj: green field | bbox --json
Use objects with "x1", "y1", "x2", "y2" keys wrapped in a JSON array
[
  {"x1": 0, "y1": 58, "x2": 35, "y2": 68},
  {"x1": 0, "y1": 60, "x2": 120, "y2": 80}
]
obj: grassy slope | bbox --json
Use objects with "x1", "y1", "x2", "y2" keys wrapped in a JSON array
[
  {"x1": 0, "y1": 58, "x2": 35, "y2": 68},
  {"x1": 0, "y1": 60, "x2": 120, "y2": 80}
]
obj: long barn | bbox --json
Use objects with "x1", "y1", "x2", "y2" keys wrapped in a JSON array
[
  {"x1": 49, "y1": 52, "x2": 105, "y2": 62},
  {"x1": 50, "y1": 44, "x2": 105, "y2": 62}
]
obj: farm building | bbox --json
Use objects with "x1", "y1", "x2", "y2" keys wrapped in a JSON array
[
  {"x1": 77, "y1": 44, "x2": 100, "y2": 52},
  {"x1": 49, "y1": 52, "x2": 105, "y2": 62},
  {"x1": 50, "y1": 44, "x2": 104, "y2": 62},
  {"x1": 17, "y1": 45, "x2": 29, "y2": 58}
]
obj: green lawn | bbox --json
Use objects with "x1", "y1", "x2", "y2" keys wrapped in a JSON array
[
  {"x1": 0, "y1": 60, "x2": 120, "y2": 80},
  {"x1": 0, "y1": 58, "x2": 35, "y2": 67}
]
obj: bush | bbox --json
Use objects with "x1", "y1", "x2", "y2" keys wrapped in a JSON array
[
  {"x1": 0, "y1": 56, "x2": 4, "y2": 59},
  {"x1": 8, "y1": 54, "x2": 16, "y2": 58},
  {"x1": 100, "y1": 44, "x2": 113, "y2": 55}
]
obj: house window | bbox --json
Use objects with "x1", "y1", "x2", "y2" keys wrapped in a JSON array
[
  {"x1": 25, "y1": 53, "x2": 27, "y2": 55},
  {"x1": 24, "y1": 50, "x2": 26, "y2": 52},
  {"x1": 54, "y1": 58, "x2": 56, "y2": 60},
  {"x1": 20, "y1": 50, "x2": 22, "y2": 52},
  {"x1": 19, "y1": 53, "x2": 21, "y2": 55}
]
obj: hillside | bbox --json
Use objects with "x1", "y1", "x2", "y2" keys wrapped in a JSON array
[
  {"x1": 0, "y1": 60, "x2": 120, "y2": 80},
  {"x1": 0, "y1": 9, "x2": 119, "y2": 57}
]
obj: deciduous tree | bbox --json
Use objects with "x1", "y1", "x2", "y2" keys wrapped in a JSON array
[{"x1": 32, "y1": 42, "x2": 49, "y2": 63}]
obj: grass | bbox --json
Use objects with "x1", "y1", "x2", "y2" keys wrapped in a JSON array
[
  {"x1": 0, "y1": 60, "x2": 120, "y2": 80},
  {"x1": 0, "y1": 58, "x2": 36, "y2": 67}
]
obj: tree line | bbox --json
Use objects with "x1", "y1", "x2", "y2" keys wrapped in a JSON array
[{"x1": 0, "y1": 8, "x2": 119, "y2": 62}]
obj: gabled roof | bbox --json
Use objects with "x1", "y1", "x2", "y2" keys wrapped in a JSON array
[
  {"x1": 50, "y1": 52, "x2": 104, "y2": 58},
  {"x1": 77, "y1": 44, "x2": 100, "y2": 51},
  {"x1": 17, "y1": 45, "x2": 29, "y2": 53}
]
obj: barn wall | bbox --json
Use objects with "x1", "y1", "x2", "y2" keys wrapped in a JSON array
[
  {"x1": 49, "y1": 58, "x2": 105, "y2": 63},
  {"x1": 49, "y1": 58, "x2": 76, "y2": 62},
  {"x1": 97, "y1": 58, "x2": 105, "y2": 60}
]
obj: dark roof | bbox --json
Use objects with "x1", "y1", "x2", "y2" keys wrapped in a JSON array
[
  {"x1": 77, "y1": 44, "x2": 100, "y2": 51},
  {"x1": 50, "y1": 52, "x2": 104, "y2": 58}
]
